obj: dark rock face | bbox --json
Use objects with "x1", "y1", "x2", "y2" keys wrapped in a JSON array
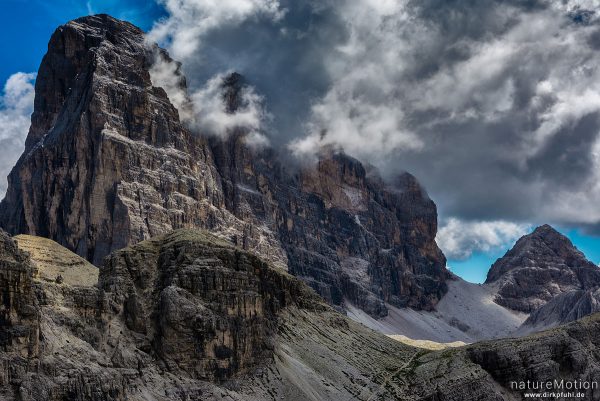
[
  {"x1": 0, "y1": 229, "x2": 422, "y2": 400},
  {"x1": 464, "y1": 317, "x2": 600, "y2": 400},
  {"x1": 485, "y1": 224, "x2": 600, "y2": 313},
  {"x1": 293, "y1": 154, "x2": 447, "y2": 314},
  {"x1": 0, "y1": 14, "x2": 283, "y2": 269},
  {"x1": 210, "y1": 125, "x2": 448, "y2": 314},
  {"x1": 211, "y1": 73, "x2": 448, "y2": 314},
  {"x1": 0, "y1": 229, "x2": 39, "y2": 358},
  {"x1": 0, "y1": 14, "x2": 447, "y2": 316},
  {"x1": 2, "y1": 228, "x2": 600, "y2": 401},
  {"x1": 409, "y1": 314, "x2": 600, "y2": 400},
  {"x1": 99, "y1": 230, "x2": 313, "y2": 382},
  {"x1": 521, "y1": 288, "x2": 600, "y2": 330}
]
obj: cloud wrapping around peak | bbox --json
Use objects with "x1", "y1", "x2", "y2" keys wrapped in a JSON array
[
  {"x1": 148, "y1": 54, "x2": 194, "y2": 120},
  {"x1": 149, "y1": 55, "x2": 270, "y2": 145},
  {"x1": 189, "y1": 72, "x2": 270, "y2": 146},
  {"x1": 437, "y1": 218, "x2": 530, "y2": 260},
  {"x1": 148, "y1": 0, "x2": 600, "y2": 231},
  {"x1": 0, "y1": 72, "x2": 35, "y2": 198}
]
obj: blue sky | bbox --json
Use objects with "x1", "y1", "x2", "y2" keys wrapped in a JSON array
[
  {"x1": 449, "y1": 227, "x2": 600, "y2": 283},
  {"x1": 1, "y1": 0, "x2": 600, "y2": 284},
  {"x1": 0, "y1": 0, "x2": 164, "y2": 85}
]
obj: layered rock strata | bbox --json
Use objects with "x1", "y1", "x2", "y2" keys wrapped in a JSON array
[
  {"x1": 1, "y1": 228, "x2": 600, "y2": 400},
  {"x1": 0, "y1": 14, "x2": 448, "y2": 315},
  {"x1": 486, "y1": 224, "x2": 600, "y2": 313}
]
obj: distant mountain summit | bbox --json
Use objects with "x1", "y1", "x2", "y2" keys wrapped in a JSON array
[
  {"x1": 0, "y1": 14, "x2": 448, "y2": 316},
  {"x1": 486, "y1": 224, "x2": 600, "y2": 313}
]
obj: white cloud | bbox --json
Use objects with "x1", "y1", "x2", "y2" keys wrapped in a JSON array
[
  {"x1": 550, "y1": 0, "x2": 600, "y2": 18},
  {"x1": 147, "y1": 0, "x2": 600, "y2": 230},
  {"x1": 148, "y1": 54, "x2": 193, "y2": 120},
  {"x1": 291, "y1": 2, "x2": 596, "y2": 161},
  {"x1": 148, "y1": 0, "x2": 284, "y2": 61},
  {"x1": 437, "y1": 218, "x2": 530, "y2": 260},
  {"x1": 149, "y1": 55, "x2": 269, "y2": 145},
  {"x1": 0, "y1": 72, "x2": 36, "y2": 198},
  {"x1": 147, "y1": 0, "x2": 278, "y2": 145},
  {"x1": 86, "y1": 1, "x2": 95, "y2": 15},
  {"x1": 289, "y1": 0, "x2": 423, "y2": 159},
  {"x1": 285, "y1": 1, "x2": 600, "y2": 229},
  {"x1": 189, "y1": 72, "x2": 270, "y2": 145},
  {"x1": 290, "y1": 88, "x2": 423, "y2": 160}
]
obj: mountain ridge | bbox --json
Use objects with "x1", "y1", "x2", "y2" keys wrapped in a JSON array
[{"x1": 0, "y1": 14, "x2": 448, "y2": 317}]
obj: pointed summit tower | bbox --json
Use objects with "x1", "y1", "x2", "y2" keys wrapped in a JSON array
[{"x1": 486, "y1": 225, "x2": 600, "y2": 312}]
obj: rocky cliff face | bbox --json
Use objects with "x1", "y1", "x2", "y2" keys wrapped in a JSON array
[
  {"x1": 409, "y1": 313, "x2": 600, "y2": 400},
  {"x1": 0, "y1": 227, "x2": 421, "y2": 400},
  {"x1": 211, "y1": 127, "x2": 448, "y2": 314},
  {"x1": 0, "y1": 14, "x2": 448, "y2": 316},
  {"x1": 2, "y1": 227, "x2": 600, "y2": 400},
  {"x1": 0, "y1": 15, "x2": 241, "y2": 265},
  {"x1": 485, "y1": 224, "x2": 600, "y2": 313},
  {"x1": 0, "y1": 230, "x2": 39, "y2": 359},
  {"x1": 293, "y1": 153, "x2": 447, "y2": 314},
  {"x1": 519, "y1": 288, "x2": 600, "y2": 332},
  {"x1": 98, "y1": 229, "x2": 312, "y2": 382}
]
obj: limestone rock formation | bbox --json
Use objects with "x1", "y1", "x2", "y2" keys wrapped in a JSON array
[
  {"x1": 520, "y1": 287, "x2": 600, "y2": 332},
  {"x1": 409, "y1": 313, "x2": 600, "y2": 400},
  {"x1": 0, "y1": 14, "x2": 448, "y2": 316},
  {"x1": 210, "y1": 73, "x2": 448, "y2": 314},
  {"x1": 0, "y1": 15, "x2": 286, "y2": 271},
  {"x1": 2, "y1": 227, "x2": 600, "y2": 400},
  {"x1": 0, "y1": 228, "x2": 422, "y2": 400},
  {"x1": 485, "y1": 224, "x2": 600, "y2": 312},
  {"x1": 294, "y1": 153, "x2": 447, "y2": 314},
  {"x1": 0, "y1": 230, "x2": 39, "y2": 359},
  {"x1": 98, "y1": 229, "x2": 314, "y2": 382}
]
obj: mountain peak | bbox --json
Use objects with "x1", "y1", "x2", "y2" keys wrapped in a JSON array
[
  {"x1": 485, "y1": 224, "x2": 600, "y2": 312},
  {"x1": 0, "y1": 14, "x2": 197, "y2": 263},
  {"x1": 70, "y1": 13, "x2": 138, "y2": 29},
  {"x1": 65, "y1": 14, "x2": 145, "y2": 46},
  {"x1": 17, "y1": 13, "x2": 150, "y2": 154},
  {"x1": 533, "y1": 223, "x2": 556, "y2": 233},
  {"x1": 487, "y1": 225, "x2": 589, "y2": 281},
  {"x1": 222, "y1": 72, "x2": 245, "y2": 113},
  {"x1": 1, "y1": 14, "x2": 447, "y2": 320},
  {"x1": 531, "y1": 224, "x2": 566, "y2": 240}
]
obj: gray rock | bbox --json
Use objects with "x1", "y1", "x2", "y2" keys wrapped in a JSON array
[
  {"x1": 0, "y1": 14, "x2": 448, "y2": 316},
  {"x1": 520, "y1": 288, "x2": 600, "y2": 332},
  {"x1": 0, "y1": 229, "x2": 39, "y2": 359},
  {"x1": 485, "y1": 224, "x2": 600, "y2": 313},
  {"x1": 3, "y1": 227, "x2": 600, "y2": 400},
  {"x1": 408, "y1": 313, "x2": 600, "y2": 400},
  {"x1": 0, "y1": 228, "x2": 421, "y2": 400}
]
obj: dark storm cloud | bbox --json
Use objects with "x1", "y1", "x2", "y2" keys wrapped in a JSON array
[
  {"x1": 149, "y1": 0, "x2": 600, "y2": 258},
  {"x1": 179, "y1": 0, "x2": 346, "y2": 146}
]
